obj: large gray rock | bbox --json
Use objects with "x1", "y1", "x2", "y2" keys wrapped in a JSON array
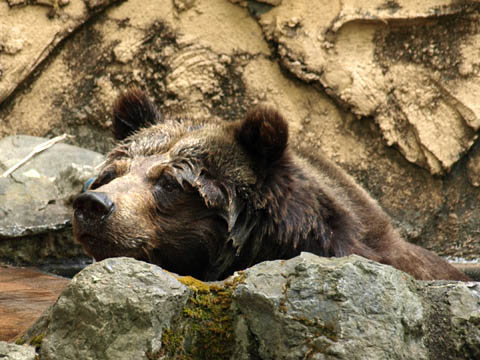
[
  {"x1": 0, "y1": 135, "x2": 104, "y2": 238},
  {"x1": 0, "y1": 342, "x2": 35, "y2": 360},
  {"x1": 21, "y1": 254, "x2": 480, "y2": 359},
  {"x1": 39, "y1": 258, "x2": 191, "y2": 360},
  {"x1": 233, "y1": 253, "x2": 480, "y2": 360},
  {"x1": 422, "y1": 280, "x2": 480, "y2": 359},
  {"x1": 233, "y1": 254, "x2": 426, "y2": 360},
  {"x1": 0, "y1": 135, "x2": 103, "y2": 268}
]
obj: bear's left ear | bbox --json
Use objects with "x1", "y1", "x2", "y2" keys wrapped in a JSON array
[
  {"x1": 235, "y1": 106, "x2": 288, "y2": 166},
  {"x1": 112, "y1": 88, "x2": 162, "y2": 140}
]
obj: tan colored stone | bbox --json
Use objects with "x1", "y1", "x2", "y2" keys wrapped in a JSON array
[
  {"x1": 256, "y1": 0, "x2": 282, "y2": 5},
  {"x1": 255, "y1": 0, "x2": 480, "y2": 174},
  {"x1": 467, "y1": 146, "x2": 480, "y2": 187},
  {"x1": 0, "y1": 0, "x2": 120, "y2": 105},
  {"x1": 176, "y1": 0, "x2": 269, "y2": 56}
]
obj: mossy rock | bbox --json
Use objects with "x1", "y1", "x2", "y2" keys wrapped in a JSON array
[{"x1": 152, "y1": 274, "x2": 245, "y2": 360}]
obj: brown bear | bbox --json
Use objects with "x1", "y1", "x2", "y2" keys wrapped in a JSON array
[{"x1": 72, "y1": 88, "x2": 470, "y2": 281}]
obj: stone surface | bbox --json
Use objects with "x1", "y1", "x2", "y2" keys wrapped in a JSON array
[
  {"x1": 38, "y1": 258, "x2": 191, "y2": 360},
  {"x1": 467, "y1": 144, "x2": 480, "y2": 187},
  {"x1": 6, "y1": 1, "x2": 28, "y2": 7},
  {"x1": 0, "y1": 0, "x2": 121, "y2": 104},
  {"x1": 253, "y1": 0, "x2": 480, "y2": 175},
  {"x1": 84, "y1": 0, "x2": 112, "y2": 11},
  {"x1": 0, "y1": 342, "x2": 35, "y2": 360},
  {"x1": 0, "y1": 135, "x2": 104, "y2": 239},
  {"x1": 233, "y1": 253, "x2": 427, "y2": 360},
  {"x1": 234, "y1": 254, "x2": 480, "y2": 359},
  {"x1": 421, "y1": 281, "x2": 480, "y2": 359},
  {"x1": 20, "y1": 254, "x2": 480, "y2": 360},
  {"x1": 0, "y1": 135, "x2": 103, "y2": 269}
]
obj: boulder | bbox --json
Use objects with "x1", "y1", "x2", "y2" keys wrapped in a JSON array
[
  {"x1": 233, "y1": 253, "x2": 480, "y2": 360},
  {"x1": 20, "y1": 254, "x2": 480, "y2": 359},
  {"x1": 34, "y1": 258, "x2": 191, "y2": 360},
  {"x1": 0, "y1": 135, "x2": 104, "y2": 271}
]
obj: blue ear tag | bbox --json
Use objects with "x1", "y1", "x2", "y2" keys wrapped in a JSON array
[{"x1": 82, "y1": 177, "x2": 96, "y2": 192}]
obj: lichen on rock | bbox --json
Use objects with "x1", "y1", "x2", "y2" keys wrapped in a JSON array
[{"x1": 156, "y1": 275, "x2": 238, "y2": 359}]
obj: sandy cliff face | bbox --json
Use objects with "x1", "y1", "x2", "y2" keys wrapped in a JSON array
[{"x1": 1, "y1": 0, "x2": 479, "y2": 259}]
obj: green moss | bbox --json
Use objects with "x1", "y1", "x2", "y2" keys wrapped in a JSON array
[
  {"x1": 230, "y1": 270, "x2": 246, "y2": 287},
  {"x1": 177, "y1": 275, "x2": 212, "y2": 293},
  {"x1": 15, "y1": 333, "x2": 46, "y2": 351},
  {"x1": 29, "y1": 334, "x2": 46, "y2": 351},
  {"x1": 147, "y1": 329, "x2": 186, "y2": 360},
  {"x1": 15, "y1": 337, "x2": 27, "y2": 345},
  {"x1": 154, "y1": 274, "x2": 247, "y2": 359}
]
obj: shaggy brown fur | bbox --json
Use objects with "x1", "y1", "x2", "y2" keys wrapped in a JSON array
[{"x1": 73, "y1": 89, "x2": 470, "y2": 281}]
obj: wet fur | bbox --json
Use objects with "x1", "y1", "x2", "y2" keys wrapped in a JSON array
[{"x1": 73, "y1": 89, "x2": 470, "y2": 281}]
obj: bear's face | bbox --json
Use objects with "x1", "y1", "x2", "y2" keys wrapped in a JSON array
[{"x1": 73, "y1": 89, "x2": 288, "y2": 280}]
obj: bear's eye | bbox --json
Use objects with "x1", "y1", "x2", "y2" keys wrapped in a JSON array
[
  {"x1": 90, "y1": 168, "x2": 117, "y2": 190},
  {"x1": 156, "y1": 174, "x2": 181, "y2": 193}
]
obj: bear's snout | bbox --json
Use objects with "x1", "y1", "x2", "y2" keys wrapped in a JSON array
[{"x1": 73, "y1": 192, "x2": 115, "y2": 224}]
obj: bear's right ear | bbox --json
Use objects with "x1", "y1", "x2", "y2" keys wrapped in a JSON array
[
  {"x1": 112, "y1": 88, "x2": 162, "y2": 140},
  {"x1": 235, "y1": 106, "x2": 289, "y2": 166}
]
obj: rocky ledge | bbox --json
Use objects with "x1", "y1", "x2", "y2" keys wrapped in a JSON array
[
  {"x1": 9, "y1": 253, "x2": 480, "y2": 360},
  {"x1": 0, "y1": 135, "x2": 104, "y2": 274}
]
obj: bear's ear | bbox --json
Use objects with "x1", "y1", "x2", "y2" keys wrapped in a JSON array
[
  {"x1": 235, "y1": 106, "x2": 288, "y2": 166},
  {"x1": 112, "y1": 88, "x2": 162, "y2": 140}
]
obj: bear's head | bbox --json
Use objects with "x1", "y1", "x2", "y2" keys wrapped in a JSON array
[{"x1": 73, "y1": 88, "x2": 292, "y2": 280}]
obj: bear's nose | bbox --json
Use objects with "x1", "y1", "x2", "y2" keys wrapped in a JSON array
[{"x1": 73, "y1": 192, "x2": 115, "y2": 222}]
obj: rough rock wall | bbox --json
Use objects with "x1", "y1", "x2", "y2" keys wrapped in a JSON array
[{"x1": 0, "y1": 0, "x2": 479, "y2": 259}]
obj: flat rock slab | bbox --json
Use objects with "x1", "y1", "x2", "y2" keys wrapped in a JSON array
[
  {"x1": 0, "y1": 266, "x2": 69, "y2": 342},
  {"x1": 0, "y1": 135, "x2": 104, "y2": 238}
]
